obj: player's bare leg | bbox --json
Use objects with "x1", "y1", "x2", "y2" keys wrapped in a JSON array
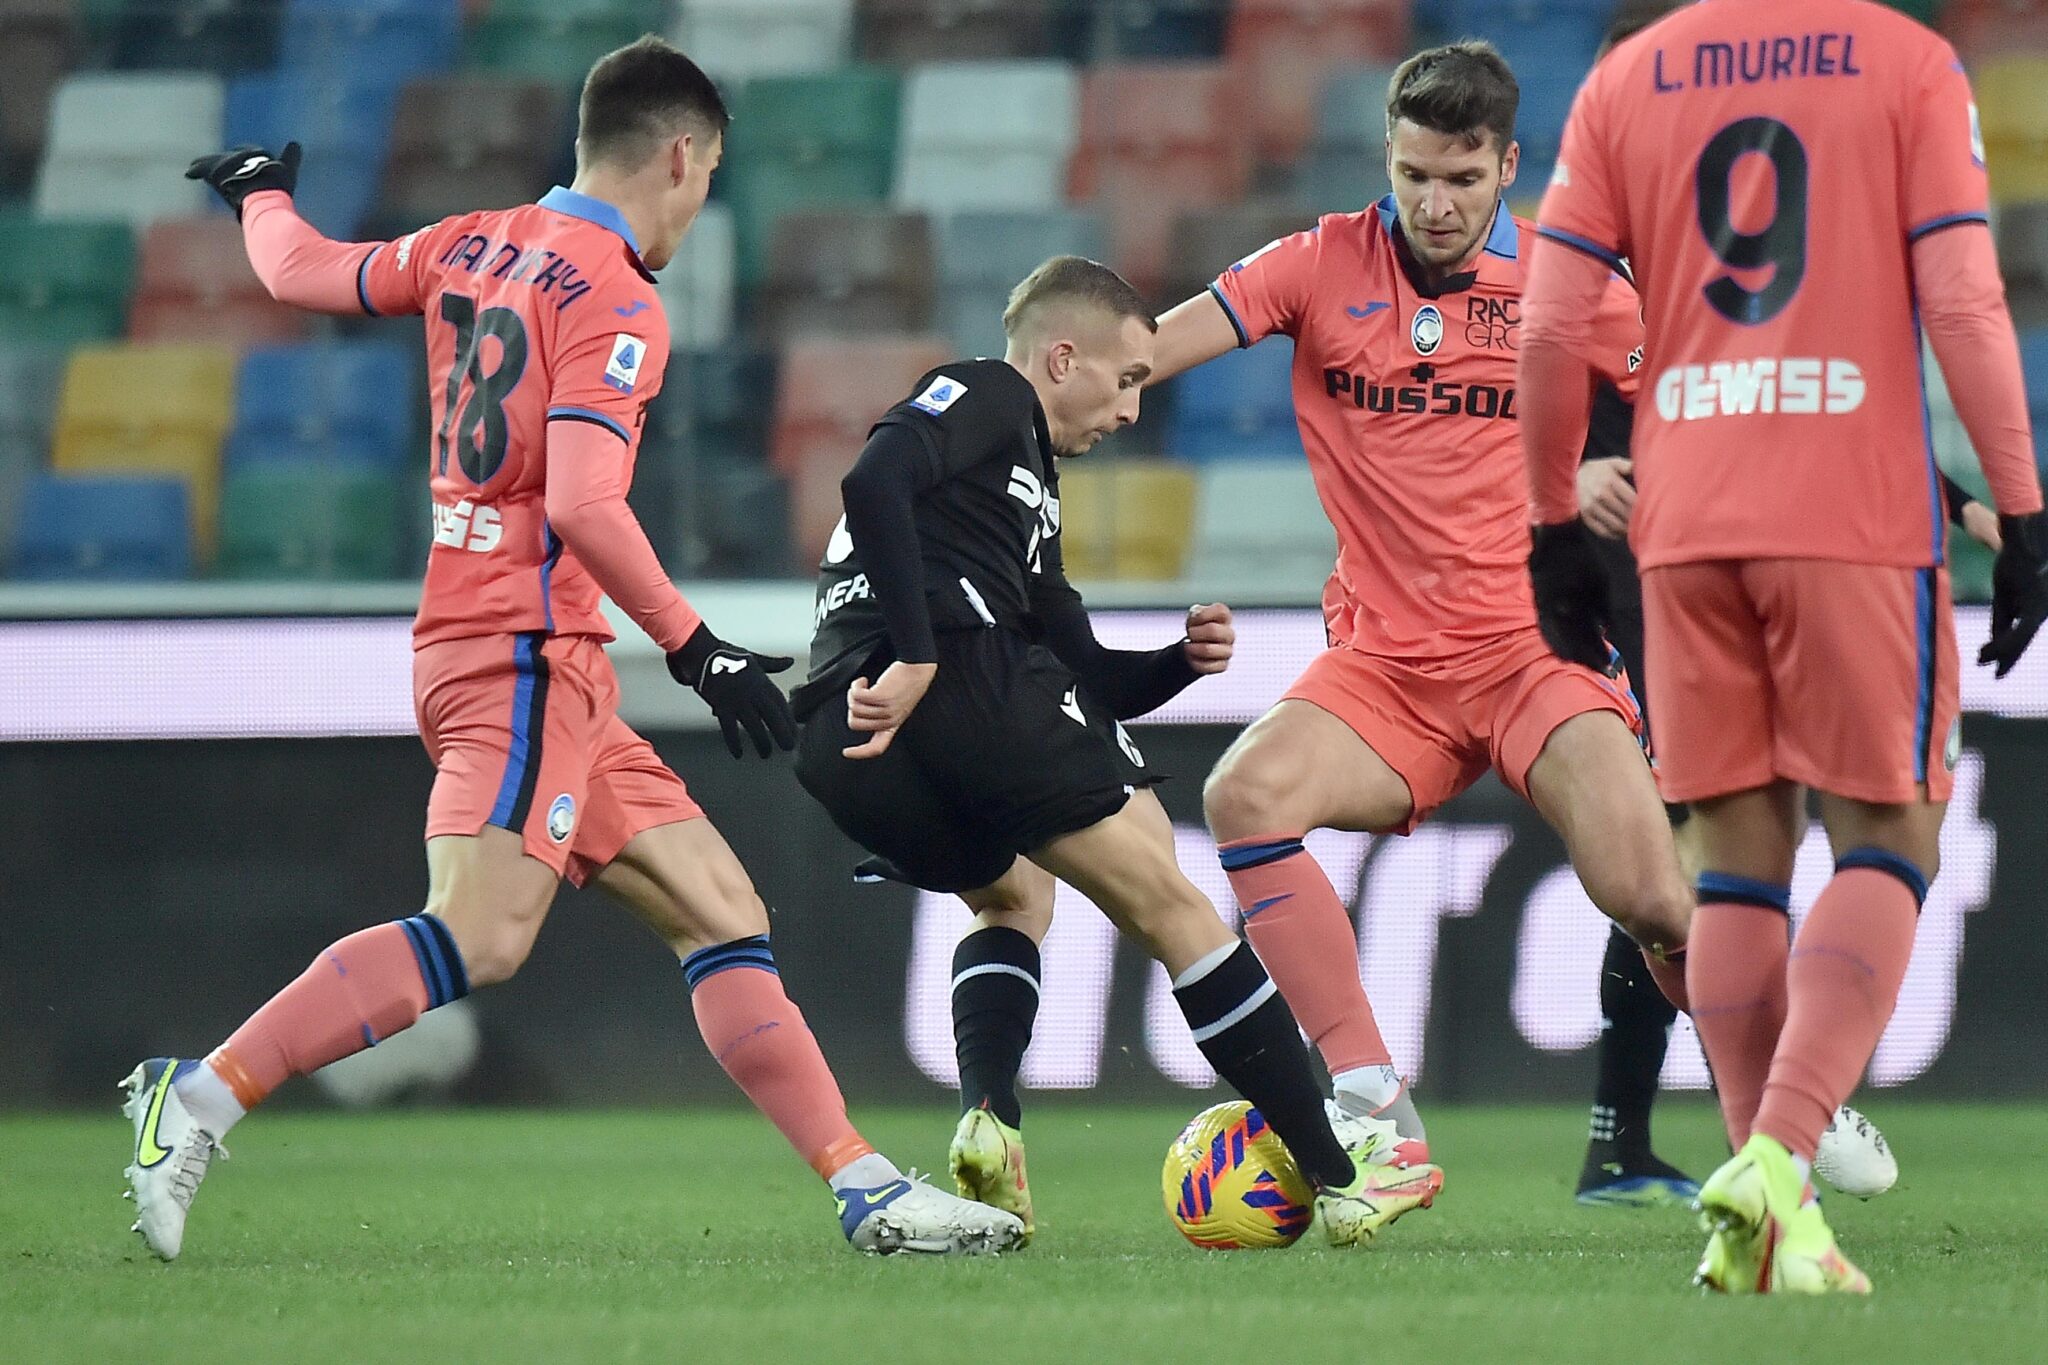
[
  {"x1": 943, "y1": 859, "x2": 1054, "y2": 1240},
  {"x1": 1202, "y1": 699, "x2": 1428, "y2": 1152},
  {"x1": 1029, "y1": 789, "x2": 1439, "y2": 1246},
  {"x1": 597, "y1": 818, "x2": 1023, "y2": 1255},
  {"x1": 1525, "y1": 710, "x2": 1693, "y2": 1008},
  {"x1": 123, "y1": 826, "x2": 551, "y2": 1260}
]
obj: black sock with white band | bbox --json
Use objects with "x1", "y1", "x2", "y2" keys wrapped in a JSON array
[{"x1": 951, "y1": 926, "x2": 1040, "y2": 1129}]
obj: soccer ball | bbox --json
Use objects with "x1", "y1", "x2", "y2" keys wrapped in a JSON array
[{"x1": 1162, "y1": 1100, "x2": 1314, "y2": 1249}]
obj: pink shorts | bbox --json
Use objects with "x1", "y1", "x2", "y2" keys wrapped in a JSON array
[
  {"x1": 412, "y1": 632, "x2": 704, "y2": 886},
  {"x1": 1283, "y1": 627, "x2": 1644, "y2": 833},
  {"x1": 1641, "y1": 559, "x2": 1959, "y2": 805}
]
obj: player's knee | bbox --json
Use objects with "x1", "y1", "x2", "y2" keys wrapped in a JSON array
[
  {"x1": 444, "y1": 915, "x2": 543, "y2": 988},
  {"x1": 1203, "y1": 752, "x2": 1296, "y2": 839},
  {"x1": 1598, "y1": 869, "x2": 1693, "y2": 950}
]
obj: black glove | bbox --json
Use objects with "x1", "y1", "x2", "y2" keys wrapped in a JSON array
[
  {"x1": 1528, "y1": 520, "x2": 1613, "y2": 672},
  {"x1": 185, "y1": 141, "x2": 301, "y2": 219},
  {"x1": 1979, "y1": 511, "x2": 2048, "y2": 679},
  {"x1": 666, "y1": 622, "x2": 798, "y2": 759}
]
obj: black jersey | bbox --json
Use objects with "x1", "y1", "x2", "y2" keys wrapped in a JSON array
[{"x1": 802, "y1": 359, "x2": 1057, "y2": 696}]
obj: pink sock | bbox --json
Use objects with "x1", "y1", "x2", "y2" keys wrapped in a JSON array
[
  {"x1": 210, "y1": 915, "x2": 466, "y2": 1109},
  {"x1": 1221, "y1": 836, "x2": 1392, "y2": 1075},
  {"x1": 1641, "y1": 948, "x2": 1690, "y2": 1013},
  {"x1": 1754, "y1": 862, "x2": 1921, "y2": 1160},
  {"x1": 1686, "y1": 900, "x2": 1789, "y2": 1149},
  {"x1": 686, "y1": 937, "x2": 872, "y2": 1180}
]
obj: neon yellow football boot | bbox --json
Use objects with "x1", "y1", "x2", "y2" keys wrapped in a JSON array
[
  {"x1": 1314, "y1": 1145, "x2": 1444, "y2": 1249},
  {"x1": 1695, "y1": 1134, "x2": 1871, "y2": 1295},
  {"x1": 949, "y1": 1106, "x2": 1034, "y2": 1245}
]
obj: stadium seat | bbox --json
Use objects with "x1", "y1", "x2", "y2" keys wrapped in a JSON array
[
  {"x1": 1457, "y1": 9, "x2": 1602, "y2": 164},
  {"x1": 893, "y1": 61, "x2": 1080, "y2": 214},
  {"x1": 216, "y1": 461, "x2": 406, "y2": 580},
  {"x1": 375, "y1": 77, "x2": 569, "y2": 226},
  {"x1": 110, "y1": 0, "x2": 281, "y2": 76},
  {"x1": 467, "y1": 0, "x2": 668, "y2": 84},
  {"x1": 1069, "y1": 63, "x2": 1254, "y2": 293},
  {"x1": 229, "y1": 341, "x2": 417, "y2": 471},
  {"x1": 0, "y1": 343, "x2": 68, "y2": 459},
  {"x1": 1942, "y1": 0, "x2": 2048, "y2": 66},
  {"x1": 129, "y1": 218, "x2": 308, "y2": 347},
  {"x1": 1225, "y1": 1, "x2": 1408, "y2": 166},
  {"x1": 1055, "y1": 458, "x2": 1198, "y2": 581},
  {"x1": 0, "y1": 0, "x2": 76, "y2": 197},
  {"x1": 646, "y1": 346, "x2": 779, "y2": 469},
  {"x1": 2020, "y1": 327, "x2": 2048, "y2": 413},
  {"x1": 1997, "y1": 202, "x2": 2048, "y2": 300},
  {"x1": 720, "y1": 68, "x2": 901, "y2": 287},
  {"x1": 1297, "y1": 63, "x2": 1398, "y2": 211},
  {"x1": 0, "y1": 215, "x2": 135, "y2": 346},
  {"x1": 1166, "y1": 337, "x2": 1303, "y2": 462},
  {"x1": 675, "y1": 0, "x2": 854, "y2": 81},
  {"x1": 932, "y1": 208, "x2": 1110, "y2": 356},
  {"x1": 856, "y1": 0, "x2": 1054, "y2": 62},
  {"x1": 1051, "y1": 0, "x2": 1226, "y2": 61},
  {"x1": 281, "y1": 0, "x2": 458, "y2": 85},
  {"x1": 8, "y1": 473, "x2": 194, "y2": 582},
  {"x1": 1189, "y1": 458, "x2": 1334, "y2": 591},
  {"x1": 52, "y1": 343, "x2": 238, "y2": 559},
  {"x1": 1163, "y1": 206, "x2": 1319, "y2": 315},
  {"x1": 773, "y1": 334, "x2": 951, "y2": 567},
  {"x1": 1977, "y1": 56, "x2": 2048, "y2": 204},
  {"x1": 656, "y1": 201, "x2": 737, "y2": 350},
  {"x1": 223, "y1": 71, "x2": 399, "y2": 238},
  {"x1": 34, "y1": 72, "x2": 224, "y2": 227},
  {"x1": 759, "y1": 209, "x2": 937, "y2": 344}
]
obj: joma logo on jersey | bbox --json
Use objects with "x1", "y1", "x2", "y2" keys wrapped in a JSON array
[
  {"x1": 1323, "y1": 368, "x2": 1516, "y2": 420},
  {"x1": 1464, "y1": 296, "x2": 1519, "y2": 351},
  {"x1": 431, "y1": 499, "x2": 503, "y2": 552},
  {"x1": 1653, "y1": 357, "x2": 1866, "y2": 422}
]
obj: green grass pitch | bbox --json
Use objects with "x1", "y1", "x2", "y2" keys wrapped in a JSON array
[{"x1": 6, "y1": 1100, "x2": 2045, "y2": 1363}]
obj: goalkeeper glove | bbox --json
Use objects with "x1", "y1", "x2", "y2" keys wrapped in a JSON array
[
  {"x1": 1528, "y1": 520, "x2": 1614, "y2": 672},
  {"x1": 667, "y1": 622, "x2": 798, "y2": 759},
  {"x1": 185, "y1": 142, "x2": 301, "y2": 219},
  {"x1": 1979, "y1": 511, "x2": 2048, "y2": 679}
]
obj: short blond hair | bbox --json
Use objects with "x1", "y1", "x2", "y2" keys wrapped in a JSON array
[{"x1": 1002, "y1": 255, "x2": 1156, "y2": 339}]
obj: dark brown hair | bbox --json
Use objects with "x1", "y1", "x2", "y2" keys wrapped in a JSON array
[
  {"x1": 1002, "y1": 256, "x2": 1157, "y2": 338},
  {"x1": 1599, "y1": 0, "x2": 1686, "y2": 58},
  {"x1": 579, "y1": 35, "x2": 730, "y2": 167},
  {"x1": 1385, "y1": 41, "x2": 1520, "y2": 155}
]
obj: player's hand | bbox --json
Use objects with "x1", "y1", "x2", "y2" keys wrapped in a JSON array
[
  {"x1": 666, "y1": 623, "x2": 797, "y2": 759},
  {"x1": 1979, "y1": 512, "x2": 2048, "y2": 679},
  {"x1": 1575, "y1": 458, "x2": 1635, "y2": 541},
  {"x1": 1962, "y1": 499, "x2": 2003, "y2": 553},
  {"x1": 843, "y1": 661, "x2": 937, "y2": 759},
  {"x1": 1528, "y1": 520, "x2": 1614, "y2": 672},
  {"x1": 1183, "y1": 602, "x2": 1235, "y2": 675},
  {"x1": 185, "y1": 142, "x2": 301, "y2": 219}
]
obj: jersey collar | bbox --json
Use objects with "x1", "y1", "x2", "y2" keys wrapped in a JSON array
[
  {"x1": 1374, "y1": 193, "x2": 1517, "y2": 297},
  {"x1": 539, "y1": 185, "x2": 642, "y2": 256}
]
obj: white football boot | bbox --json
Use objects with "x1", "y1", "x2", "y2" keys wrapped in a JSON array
[
  {"x1": 1814, "y1": 1104, "x2": 1898, "y2": 1198},
  {"x1": 121, "y1": 1058, "x2": 226, "y2": 1261},
  {"x1": 837, "y1": 1170, "x2": 1026, "y2": 1255},
  {"x1": 1324, "y1": 1099, "x2": 1433, "y2": 1169}
]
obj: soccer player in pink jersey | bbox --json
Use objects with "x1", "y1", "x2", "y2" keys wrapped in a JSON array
[
  {"x1": 1136, "y1": 42, "x2": 1696, "y2": 1218},
  {"x1": 121, "y1": 36, "x2": 1023, "y2": 1262},
  {"x1": 1523, "y1": 0, "x2": 2048, "y2": 1292}
]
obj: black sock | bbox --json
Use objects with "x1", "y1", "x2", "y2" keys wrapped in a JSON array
[
  {"x1": 1587, "y1": 923, "x2": 1677, "y2": 1164},
  {"x1": 951, "y1": 926, "x2": 1040, "y2": 1129},
  {"x1": 1173, "y1": 942, "x2": 1354, "y2": 1190}
]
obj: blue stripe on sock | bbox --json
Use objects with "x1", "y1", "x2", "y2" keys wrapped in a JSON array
[
  {"x1": 1696, "y1": 872, "x2": 1791, "y2": 913},
  {"x1": 1836, "y1": 847, "x2": 1930, "y2": 908},
  {"x1": 361, "y1": 1023, "x2": 378, "y2": 1048},
  {"x1": 413, "y1": 912, "x2": 470, "y2": 1001},
  {"x1": 1244, "y1": 893, "x2": 1293, "y2": 919},
  {"x1": 1218, "y1": 839, "x2": 1305, "y2": 872},
  {"x1": 682, "y1": 934, "x2": 779, "y2": 990},
  {"x1": 397, "y1": 916, "x2": 446, "y2": 1008}
]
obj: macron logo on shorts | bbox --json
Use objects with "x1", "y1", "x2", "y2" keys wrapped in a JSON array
[
  {"x1": 910, "y1": 375, "x2": 967, "y2": 416},
  {"x1": 604, "y1": 333, "x2": 644, "y2": 392}
]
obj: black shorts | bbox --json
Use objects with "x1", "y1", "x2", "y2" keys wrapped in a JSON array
[{"x1": 794, "y1": 627, "x2": 1160, "y2": 893}]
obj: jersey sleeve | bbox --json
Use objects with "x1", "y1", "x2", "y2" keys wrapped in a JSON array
[
  {"x1": 1208, "y1": 224, "x2": 1320, "y2": 347},
  {"x1": 1589, "y1": 272, "x2": 1646, "y2": 401},
  {"x1": 870, "y1": 361, "x2": 1037, "y2": 485},
  {"x1": 352, "y1": 217, "x2": 465, "y2": 318},
  {"x1": 1536, "y1": 67, "x2": 1629, "y2": 269},
  {"x1": 543, "y1": 274, "x2": 669, "y2": 447},
  {"x1": 1901, "y1": 38, "x2": 1992, "y2": 243}
]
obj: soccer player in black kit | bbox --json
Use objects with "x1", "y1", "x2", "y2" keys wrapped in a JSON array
[{"x1": 792, "y1": 256, "x2": 1442, "y2": 1247}]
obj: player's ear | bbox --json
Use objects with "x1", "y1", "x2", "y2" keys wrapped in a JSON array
[
  {"x1": 670, "y1": 132, "x2": 691, "y2": 187},
  {"x1": 1046, "y1": 338, "x2": 1075, "y2": 383},
  {"x1": 1499, "y1": 139, "x2": 1520, "y2": 192}
]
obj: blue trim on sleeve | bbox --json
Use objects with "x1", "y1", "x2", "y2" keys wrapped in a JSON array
[
  {"x1": 1535, "y1": 225, "x2": 1624, "y2": 271},
  {"x1": 546, "y1": 406, "x2": 631, "y2": 443},
  {"x1": 1907, "y1": 211, "x2": 1989, "y2": 242},
  {"x1": 1207, "y1": 282, "x2": 1252, "y2": 349},
  {"x1": 356, "y1": 243, "x2": 383, "y2": 316}
]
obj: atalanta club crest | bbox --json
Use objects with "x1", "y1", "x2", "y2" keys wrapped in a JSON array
[{"x1": 1412, "y1": 304, "x2": 1444, "y2": 356}]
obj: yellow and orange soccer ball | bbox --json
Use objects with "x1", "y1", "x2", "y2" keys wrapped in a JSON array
[{"x1": 1162, "y1": 1101, "x2": 1315, "y2": 1249}]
